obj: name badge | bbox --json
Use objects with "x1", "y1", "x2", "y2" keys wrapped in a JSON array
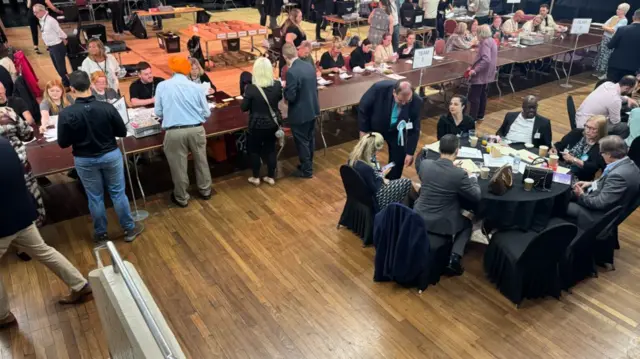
[
  {"x1": 406, "y1": 122, "x2": 413, "y2": 130},
  {"x1": 534, "y1": 132, "x2": 541, "y2": 139}
]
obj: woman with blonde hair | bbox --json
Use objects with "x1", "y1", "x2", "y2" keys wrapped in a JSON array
[
  {"x1": 279, "y1": 9, "x2": 307, "y2": 74},
  {"x1": 91, "y1": 71, "x2": 120, "y2": 102},
  {"x1": 319, "y1": 37, "x2": 346, "y2": 74},
  {"x1": 39, "y1": 79, "x2": 74, "y2": 134},
  {"x1": 187, "y1": 57, "x2": 216, "y2": 94},
  {"x1": 593, "y1": 3, "x2": 630, "y2": 79},
  {"x1": 445, "y1": 22, "x2": 474, "y2": 52},
  {"x1": 348, "y1": 132, "x2": 413, "y2": 209},
  {"x1": 79, "y1": 38, "x2": 120, "y2": 91},
  {"x1": 550, "y1": 115, "x2": 608, "y2": 181},
  {"x1": 241, "y1": 57, "x2": 283, "y2": 186}
]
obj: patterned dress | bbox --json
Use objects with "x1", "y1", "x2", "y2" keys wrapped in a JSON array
[
  {"x1": 371, "y1": 156, "x2": 413, "y2": 209},
  {"x1": 367, "y1": 8, "x2": 391, "y2": 46},
  {"x1": 594, "y1": 16, "x2": 628, "y2": 75},
  {"x1": 0, "y1": 106, "x2": 45, "y2": 226}
]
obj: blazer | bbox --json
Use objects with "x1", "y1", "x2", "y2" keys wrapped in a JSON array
[
  {"x1": 284, "y1": 59, "x2": 320, "y2": 125},
  {"x1": 414, "y1": 157, "x2": 481, "y2": 235},
  {"x1": 358, "y1": 80, "x2": 423, "y2": 154},
  {"x1": 469, "y1": 37, "x2": 497, "y2": 85},
  {"x1": 241, "y1": 82, "x2": 283, "y2": 130},
  {"x1": 436, "y1": 113, "x2": 475, "y2": 139},
  {"x1": 607, "y1": 22, "x2": 640, "y2": 72},
  {"x1": 352, "y1": 160, "x2": 383, "y2": 195},
  {"x1": 554, "y1": 129, "x2": 606, "y2": 181},
  {"x1": 497, "y1": 111, "x2": 552, "y2": 148}
]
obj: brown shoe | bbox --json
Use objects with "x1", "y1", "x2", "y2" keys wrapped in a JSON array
[
  {"x1": 0, "y1": 312, "x2": 17, "y2": 329},
  {"x1": 58, "y1": 283, "x2": 92, "y2": 305}
]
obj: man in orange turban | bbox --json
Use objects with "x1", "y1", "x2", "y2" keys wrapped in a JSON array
[{"x1": 167, "y1": 56, "x2": 191, "y2": 76}]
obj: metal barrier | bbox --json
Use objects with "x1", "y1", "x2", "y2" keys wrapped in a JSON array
[{"x1": 94, "y1": 241, "x2": 177, "y2": 359}]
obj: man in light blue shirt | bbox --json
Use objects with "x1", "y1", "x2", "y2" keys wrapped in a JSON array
[{"x1": 154, "y1": 56, "x2": 212, "y2": 208}]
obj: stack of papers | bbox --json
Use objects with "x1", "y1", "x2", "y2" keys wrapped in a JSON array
[
  {"x1": 423, "y1": 141, "x2": 440, "y2": 153},
  {"x1": 433, "y1": 55, "x2": 444, "y2": 60},
  {"x1": 515, "y1": 149, "x2": 539, "y2": 163},
  {"x1": 43, "y1": 115, "x2": 58, "y2": 142},
  {"x1": 339, "y1": 73, "x2": 352, "y2": 80},
  {"x1": 483, "y1": 154, "x2": 527, "y2": 173},
  {"x1": 385, "y1": 73, "x2": 406, "y2": 80},
  {"x1": 458, "y1": 146, "x2": 483, "y2": 159},
  {"x1": 352, "y1": 66, "x2": 365, "y2": 73},
  {"x1": 317, "y1": 77, "x2": 333, "y2": 86},
  {"x1": 455, "y1": 159, "x2": 480, "y2": 173}
]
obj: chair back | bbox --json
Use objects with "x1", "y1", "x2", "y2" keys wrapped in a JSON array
[
  {"x1": 566, "y1": 95, "x2": 576, "y2": 130},
  {"x1": 628, "y1": 137, "x2": 640, "y2": 169},
  {"x1": 572, "y1": 206, "x2": 622, "y2": 250},
  {"x1": 444, "y1": 20, "x2": 457, "y2": 36},
  {"x1": 339, "y1": 165, "x2": 377, "y2": 208},
  {"x1": 344, "y1": 55, "x2": 351, "y2": 71},
  {"x1": 76, "y1": 0, "x2": 88, "y2": 7},
  {"x1": 434, "y1": 39, "x2": 446, "y2": 55},
  {"x1": 519, "y1": 223, "x2": 577, "y2": 266},
  {"x1": 281, "y1": 65, "x2": 289, "y2": 81}
]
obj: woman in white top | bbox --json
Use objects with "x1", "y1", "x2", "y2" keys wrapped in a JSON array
[
  {"x1": 593, "y1": 3, "x2": 630, "y2": 79},
  {"x1": 374, "y1": 33, "x2": 397, "y2": 64},
  {"x1": 80, "y1": 38, "x2": 120, "y2": 91},
  {"x1": 522, "y1": 16, "x2": 543, "y2": 34}
]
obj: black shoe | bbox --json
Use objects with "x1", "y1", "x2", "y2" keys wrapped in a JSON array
[
  {"x1": 124, "y1": 223, "x2": 144, "y2": 243},
  {"x1": 37, "y1": 177, "x2": 52, "y2": 187},
  {"x1": 16, "y1": 252, "x2": 32, "y2": 261},
  {"x1": 94, "y1": 233, "x2": 109, "y2": 244},
  {"x1": 34, "y1": 48, "x2": 42, "y2": 55},
  {"x1": 290, "y1": 169, "x2": 313, "y2": 178},
  {"x1": 199, "y1": 192, "x2": 212, "y2": 200},
  {"x1": 67, "y1": 169, "x2": 78, "y2": 180},
  {"x1": 445, "y1": 254, "x2": 464, "y2": 276},
  {"x1": 316, "y1": 37, "x2": 326, "y2": 42},
  {"x1": 170, "y1": 193, "x2": 188, "y2": 208}
]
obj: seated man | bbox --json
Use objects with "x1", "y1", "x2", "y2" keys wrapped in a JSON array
[
  {"x1": 538, "y1": 3, "x2": 560, "y2": 34},
  {"x1": 297, "y1": 41, "x2": 315, "y2": 66},
  {"x1": 567, "y1": 135, "x2": 640, "y2": 229},
  {"x1": 497, "y1": 95, "x2": 552, "y2": 147},
  {"x1": 502, "y1": 10, "x2": 525, "y2": 38},
  {"x1": 414, "y1": 135, "x2": 482, "y2": 276},
  {"x1": 576, "y1": 75, "x2": 638, "y2": 138},
  {"x1": 129, "y1": 61, "x2": 165, "y2": 108}
]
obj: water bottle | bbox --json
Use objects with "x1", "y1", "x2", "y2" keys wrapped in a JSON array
[{"x1": 513, "y1": 154, "x2": 521, "y2": 174}]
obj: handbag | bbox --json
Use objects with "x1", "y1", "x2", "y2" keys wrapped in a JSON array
[
  {"x1": 488, "y1": 164, "x2": 513, "y2": 196},
  {"x1": 255, "y1": 85, "x2": 285, "y2": 146},
  {"x1": 522, "y1": 157, "x2": 553, "y2": 190}
]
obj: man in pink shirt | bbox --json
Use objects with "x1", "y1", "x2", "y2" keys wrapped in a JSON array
[{"x1": 575, "y1": 75, "x2": 638, "y2": 138}]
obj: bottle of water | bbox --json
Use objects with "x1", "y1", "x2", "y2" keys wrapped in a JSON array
[{"x1": 513, "y1": 154, "x2": 521, "y2": 174}]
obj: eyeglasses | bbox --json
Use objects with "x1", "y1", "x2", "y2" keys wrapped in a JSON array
[{"x1": 584, "y1": 125, "x2": 598, "y2": 131}]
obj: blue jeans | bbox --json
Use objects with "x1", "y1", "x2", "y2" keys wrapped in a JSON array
[
  {"x1": 392, "y1": 24, "x2": 400, "y2": 52},
  {"x1": 74, "y1": 148, "x2": 135, "y2": 236}
]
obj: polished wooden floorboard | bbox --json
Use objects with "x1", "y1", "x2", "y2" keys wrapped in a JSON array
[{"x1": 2, "y1": 9, "x2": 640, "y2": 359}]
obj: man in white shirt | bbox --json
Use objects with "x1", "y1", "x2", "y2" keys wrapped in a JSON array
[
  {"x1": 502, "y1": 10, "x2": 525, "y2": 37},
  {"x1": 497, "y1": 95, "x2": 553, "y2": 147},
  {"x1": 32, "y1": 4, "x2": 69, "y2": 88}
]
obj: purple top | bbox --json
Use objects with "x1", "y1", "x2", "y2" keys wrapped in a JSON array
[{"x1": 469, "y1": 37, "x2": 497, "y2": 85}]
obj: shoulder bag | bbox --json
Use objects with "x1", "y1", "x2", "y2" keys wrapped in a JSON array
[
  {"x1": 522, "y1": 157, "x2": 553, "y2": 190},
  {"x1": 488, "y1": 164, "x2": 513, "y2": 196},
  {"x1": 255, "y1": 85, "x2": 285, "y2": 146}
]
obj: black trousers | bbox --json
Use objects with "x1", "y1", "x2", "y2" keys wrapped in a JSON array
[
  {"x1": 468, "y1": 83, "x2": 488, "y2": 121},
  {"x1": 291, "y1": 119, "x2": 316, "y2": 176},
  {"x1": 607, "y1": 67, "x2": 635, "y2": 83},
  {"x1": 475, "y1": 15, "x2": 489, "y2": 25},
  {"x1": 48, "y1": 43, "x2": 70, "y2": 87},
  {"x1": 423, "y1": 18, "x2": 437, "y2": 39},
  {"x1": 28, "y1": 10, "x2": 39, "y2": 47},
  {"x1": 383, "y1": 131, "x2": 407, "y2": 180},
  {"x1": 110, "y1": 0, "x2": 126, "y2": 34},
  {"x1": 257, "y1": 4, "x2": 267, "y2": 26},
  {"x1": 248, "y1": 127, "x2": 277, "y2": 178}
]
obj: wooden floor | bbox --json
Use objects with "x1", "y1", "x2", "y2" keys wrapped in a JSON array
[{"x1": 2, "y1": 8, "x2": 640, "y2": 359}]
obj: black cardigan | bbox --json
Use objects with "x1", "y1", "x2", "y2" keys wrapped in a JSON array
[
  {"x1": 554, "y1": 128, "x2": 606, "y2": 181},
  {"x1": 436, "y1": 113, "x2": 475, "y2": 139},
  {"x1": 398, "y1": 42, "x2": 423, "y2": 59},
  {"x1": 349, "y1": 46, "x2": 372, "y2": 69},
  {"x1": 241, "y1": 82, "x2": 283, "y2": 130},
  {"x1": 352, "y1": 160, "x2": 383, "y2": 195}
]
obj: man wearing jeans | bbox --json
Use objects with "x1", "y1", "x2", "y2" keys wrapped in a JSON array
[
  {"x1": 57, "y1": 71, "x2": 144, "y2": 243},
  {"x1": 0, "y1": 137, "x2": 92, "y2": 328},
  {"x1": 32, "y1": 4, "x2": 69, "y2": 88}
]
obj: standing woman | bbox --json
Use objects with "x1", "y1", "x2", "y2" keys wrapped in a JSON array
[
  {"x1": 279, "y1": 9, "x2": 307, "y2": 74},
  {"x1": 593, "y1": 3, "x2": 630, "y2": 80},
  {"x1": 241, "y1": 57, "x2": 283, "y2": 187},
  {"x1": 467, "y1": 24, "x2": 497, "y2": 122},
  {"x1": 367, "y1": 0, "x2": 393, "y2": 46},
  {"x1": 38, "y1": 80, "x2": 74, "y2": 133},
  {"x1": 109, "y1": 0, "x2": 126, "y2": 38},
  {"x1": 26, "y1": 0, "x2": 62, "y2": 54},
  {"x1": 436, "y1": 0, "x2": 452, "y2": 38},
  {"x1": 79, "y1": 39, "x2": 120, "y2": 92}
]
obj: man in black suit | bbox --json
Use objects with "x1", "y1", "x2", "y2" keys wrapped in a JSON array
[
  {"x1": 414, "y1": 135, "x2": 482, "y2": 275},
  {"x1": 358, "y1": 80, "x2": 423, "y2": 180},
  {"x1": 283, "y1": 43, "x2": 321, "y2": 178},
  {"x1": 497, "y1": 95, "x2": 552, "y2": 148},
  {"x1": 607, "y1": 9, "x2": 640, "y2": 83}
]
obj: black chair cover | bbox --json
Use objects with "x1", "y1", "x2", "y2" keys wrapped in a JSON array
[
  {"x1": 566, "y1": 95, "x2": 576, "y2": 130},
  {"x1": 338, "y1": 165, "x2": 378, "y2": 245},
  {"x1": 560, "y1": 206, "x2": 621, "y2": 289},
  {"x1": 484, "y1": 219, "x2": 577, "y2": 306},
  {"x1": 628, "y1": 137, "x2": 640, "y2": 169},
  {"x1": 595, "y1": 193, "x2": 640, "y2": 266}
]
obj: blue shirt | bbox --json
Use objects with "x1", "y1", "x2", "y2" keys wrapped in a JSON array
[
  {"x1": 390, "y1": 103, "x2": 399, "y2": 126},
  {"x1": 154, "y1": 74, "x2": 211, "y2": 129},
  {"x1": 602, "y1": 156, "x2": 627, "y2": 177}
]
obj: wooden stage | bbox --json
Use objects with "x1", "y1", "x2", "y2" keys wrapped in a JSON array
[{"x1": 2, "y1": 8, "x2": 640, "y2": 359}]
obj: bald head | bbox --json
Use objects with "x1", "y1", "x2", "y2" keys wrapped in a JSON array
[
  {"x1": 514, "y1": 10, "x2": 525, "y2": 22},
  {"x1": 522, "y1": 95, "x2": 538, "y2": 119},
  {"x1": 393, "y1": 81, "x2": 413, "y2": 105}
]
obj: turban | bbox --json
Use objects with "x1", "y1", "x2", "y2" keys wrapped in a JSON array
[{"x1": 168, "y1": 56, "x2": 191, "y2": 76}]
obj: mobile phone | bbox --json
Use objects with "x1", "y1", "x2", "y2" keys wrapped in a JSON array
[{"x1": 381, "y1": 162, "x2": 396, "y2": 173}]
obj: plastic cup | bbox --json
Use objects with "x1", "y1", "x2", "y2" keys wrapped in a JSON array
[{"x1": 524, "y1": 178, "x2": 534, "y2": 191}]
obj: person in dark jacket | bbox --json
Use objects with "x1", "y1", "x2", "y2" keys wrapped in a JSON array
[
  {"x1": 0, "y1": 65, "x2": 13, "y2": 97},
  {"x1": 349, "y1": 38, "x2": 374, "y2": 69},
  {"x1": 496, "y1": 95, "x2": 552, "y2": 148},
  {"x1": 241, "y1": 57, "x2": 283, "y2": 187},
  {"x1": 264, "y1": 0, "x2": 284, "y2": 29},
  {"x1": 311, "y1": 0, "x2": 334, "y2": 42},
  {"x1": 398, "y1": 30, "x2": 422, "y2": 59},
  {"x1": 358, "y1": 80, "x2": 423, "y2": 180},
  {"x1": 348, "y1": 132, "x2": 413, "y2": 209},
  {"x1": 550, "y1": 115, "x2": 607, "y2": 181},
  {"x1": 0, "y1": 137, "x2": 92, "y2": 329},
  {"x1": 437, "y1": 95, "x2": 475, "y2": 139},
  {"x1": 57, "y1": 71, "x2": 144, "y2": 243},
  {"x1": 606, "y1": 9, "x2": 640, "y2": 83}
]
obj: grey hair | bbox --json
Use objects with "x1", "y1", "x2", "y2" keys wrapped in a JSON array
[
  {"x1": 477, "y1": 24, "x2": 493, "y2": 40},
  {"x1": 599, "y1": 135, "x2": 628, "y2": 159},
  {"x1": 618, "y1": 3, "x2": 630, "y2": 14},
  {"x1": 634, "y1": 9, "x2": 640, "y2": 19},
  {"x1": 33, "y1": 3, "x2": 46, "y2": 11},
  {"x1": 282, "y1": 43, "x2": 298, "y2": 61}
]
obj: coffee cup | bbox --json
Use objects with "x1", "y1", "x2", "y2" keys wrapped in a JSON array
[
  {"x1": 549, "y1": 154, "x2": 559, "y2": 168},
  {"x1": 480, "y1": 167, "x2": 490, "y2": 179},
  {"x1": 539, "y1": 145, "x2": 549, "y2": 157},
  {"x1": 524, "y1": 178, "x2": 534, "y2": 191},
  {"x1": 469, "y1": 136, "x2": 478, "y2": 147}
]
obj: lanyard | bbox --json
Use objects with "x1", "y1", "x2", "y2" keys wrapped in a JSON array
[{"x1": 40, "y1": 14, "x2": 47, "y2": 33}]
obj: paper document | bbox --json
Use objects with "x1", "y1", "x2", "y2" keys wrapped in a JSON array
[
  {"x1": 483, "y1": 154, "x2": 513, "y2": 167},
  {"x1": 339, "y1": 73, "x2": 353, "y2": 80},
  {"x1": 555, "y1": 165, "x2": 570, "y2": 174},
  {"x1": 455, "y1": 159, "x2": 480, "y2": 173},
  {"x1": 385, "y1": 73, "x2": 406, "y2": 80},
  {"x1": 433, "y1": 55, "x2": 444, "y2": 60},
  {"x1": 365, "y1": 66, "x2": 376, "y2": 71},
  {"x1": 405, "y1": 59, "x2": 413, "y2": 64},
  {"x1": 515, "y1": 149, "x2": 539, "y2": 163},
  {"x1": 458, "y1": 146, "x2": 483, "y2": 159},
  {"x1": 495, "y1": 145, "x2": 518, "y2": 157},
  {"x1": 317, "y1": 78, "x2": 333, "y2": 86},
  {"x1": 199, "y1": 82, "x2": 212, "y2": 94},
  {"x1": 352, "y1": 66, "x2": 365, "y2": 73},
  {"x1": 44, "y1": 128, "x2": 57, "y2": 142},
  {"x1": 424, "y1": 141, "x2": 440, "y2": 153}
]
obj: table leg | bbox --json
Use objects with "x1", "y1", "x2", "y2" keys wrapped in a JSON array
[
  {"x1": 132, "y1": 154, "x2": 147, "y2": 206},
  {"x1": 553, "y1": 57, "x2": 561, "y2": 81},
  {"x1": 508, "y1": 63, "x2": 515, "y2": 94},
  {"x1": 205, "y1": 40, "x2": 210, "y2": 70},
  {"x1": 495, "y1": 65, "x2": 502, "y2": 97},
  {"x1": 319, "y1": 112, "x2": 327, "y2": 156}
]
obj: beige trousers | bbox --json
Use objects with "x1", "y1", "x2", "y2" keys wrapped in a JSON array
[
  {"x1": 0, "y1": 224, "x2": 87, "y2": 318},
  {"x1": 163, "y1": 126, "x2": 212, "y2": 205}
]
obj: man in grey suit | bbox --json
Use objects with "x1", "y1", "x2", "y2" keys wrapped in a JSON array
[
  {"x1": 567, "y1": 135, "x2": 640, "y2": 228},
  {"x1": 283, "y1": 43, "x2": 321, "y2": 178},
  {"x1": 414, "y1": 135, "x2": 482, "y2": 275}
]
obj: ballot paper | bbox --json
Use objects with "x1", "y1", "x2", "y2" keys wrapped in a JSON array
[
  {"x1": 433, "y1": 55, "x2": 444, "y2": 60},
  {"x1": 339, "y1": 73, "x2": 353, "y2": 80},
  {"x1": 455, "y1": 159, "x2": 480, "y2": 173},
  {"x1": 352, "y1": 66, "x2": 365, "y2": 73},
  {"x1": 317, "y1": 77, "x2": 333, "y2": 86},
  {"x1": 483, "y1": 154, "x2": 513, "y2": 168},
  {"x1": 515, "y1": 149, "x2": 539, "y2": 163},
  {"x1": 385, "y1": 73, "x2": 406, "y2": 80},
  {"x1": 43, "y1": 115, "x2": 58, "y2": 142},
  {"x1": 405, "y1": 59, "x2": 413, "y2": 64},
  {"x1": 365, "y1": 65, "x2": 376, "y2": 71},
  {"x1": 424, "y1": 141, "x2": 440, "y2": 153},
  {"x1": 199, "y1": 81, "x2": 212, "y2": 94},
  {"x1": 458, "y1": 146, "x2": 483, "y2": 159}
]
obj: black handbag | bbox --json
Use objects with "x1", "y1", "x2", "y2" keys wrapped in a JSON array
[{"x1": 522, "y1": 157, "x2": 553, "y2": 190}]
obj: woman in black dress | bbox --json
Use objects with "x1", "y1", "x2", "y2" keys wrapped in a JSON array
[
  {"x1": 436, "y1": 0, "x2": 452, "y2": 39},
  {"x1": 349, "y1": 38, "x2": 374, "y2": 69},
  {"x1": 436, "y1": 95, "x2": 475, "y2": 139},
  {"x1": 279, "y1": 9, "x2": 307, "y2": 75}
]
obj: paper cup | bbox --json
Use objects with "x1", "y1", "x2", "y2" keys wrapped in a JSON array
[
  {"x1": 539, "y1": 145, "x2": 549, "y2": 157},
  {"x1": 549, "y1": 154, "x2": 559, "y2": 167},
  {"x1": 480, "y1": 167, "x2": 490, "y2": 179},
  {"x1": 524, "y1": 178, "x2": 534, "y2": 191},
  {"x1": 469, "y1": 136, "x2": 478, "y2": 147}
]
